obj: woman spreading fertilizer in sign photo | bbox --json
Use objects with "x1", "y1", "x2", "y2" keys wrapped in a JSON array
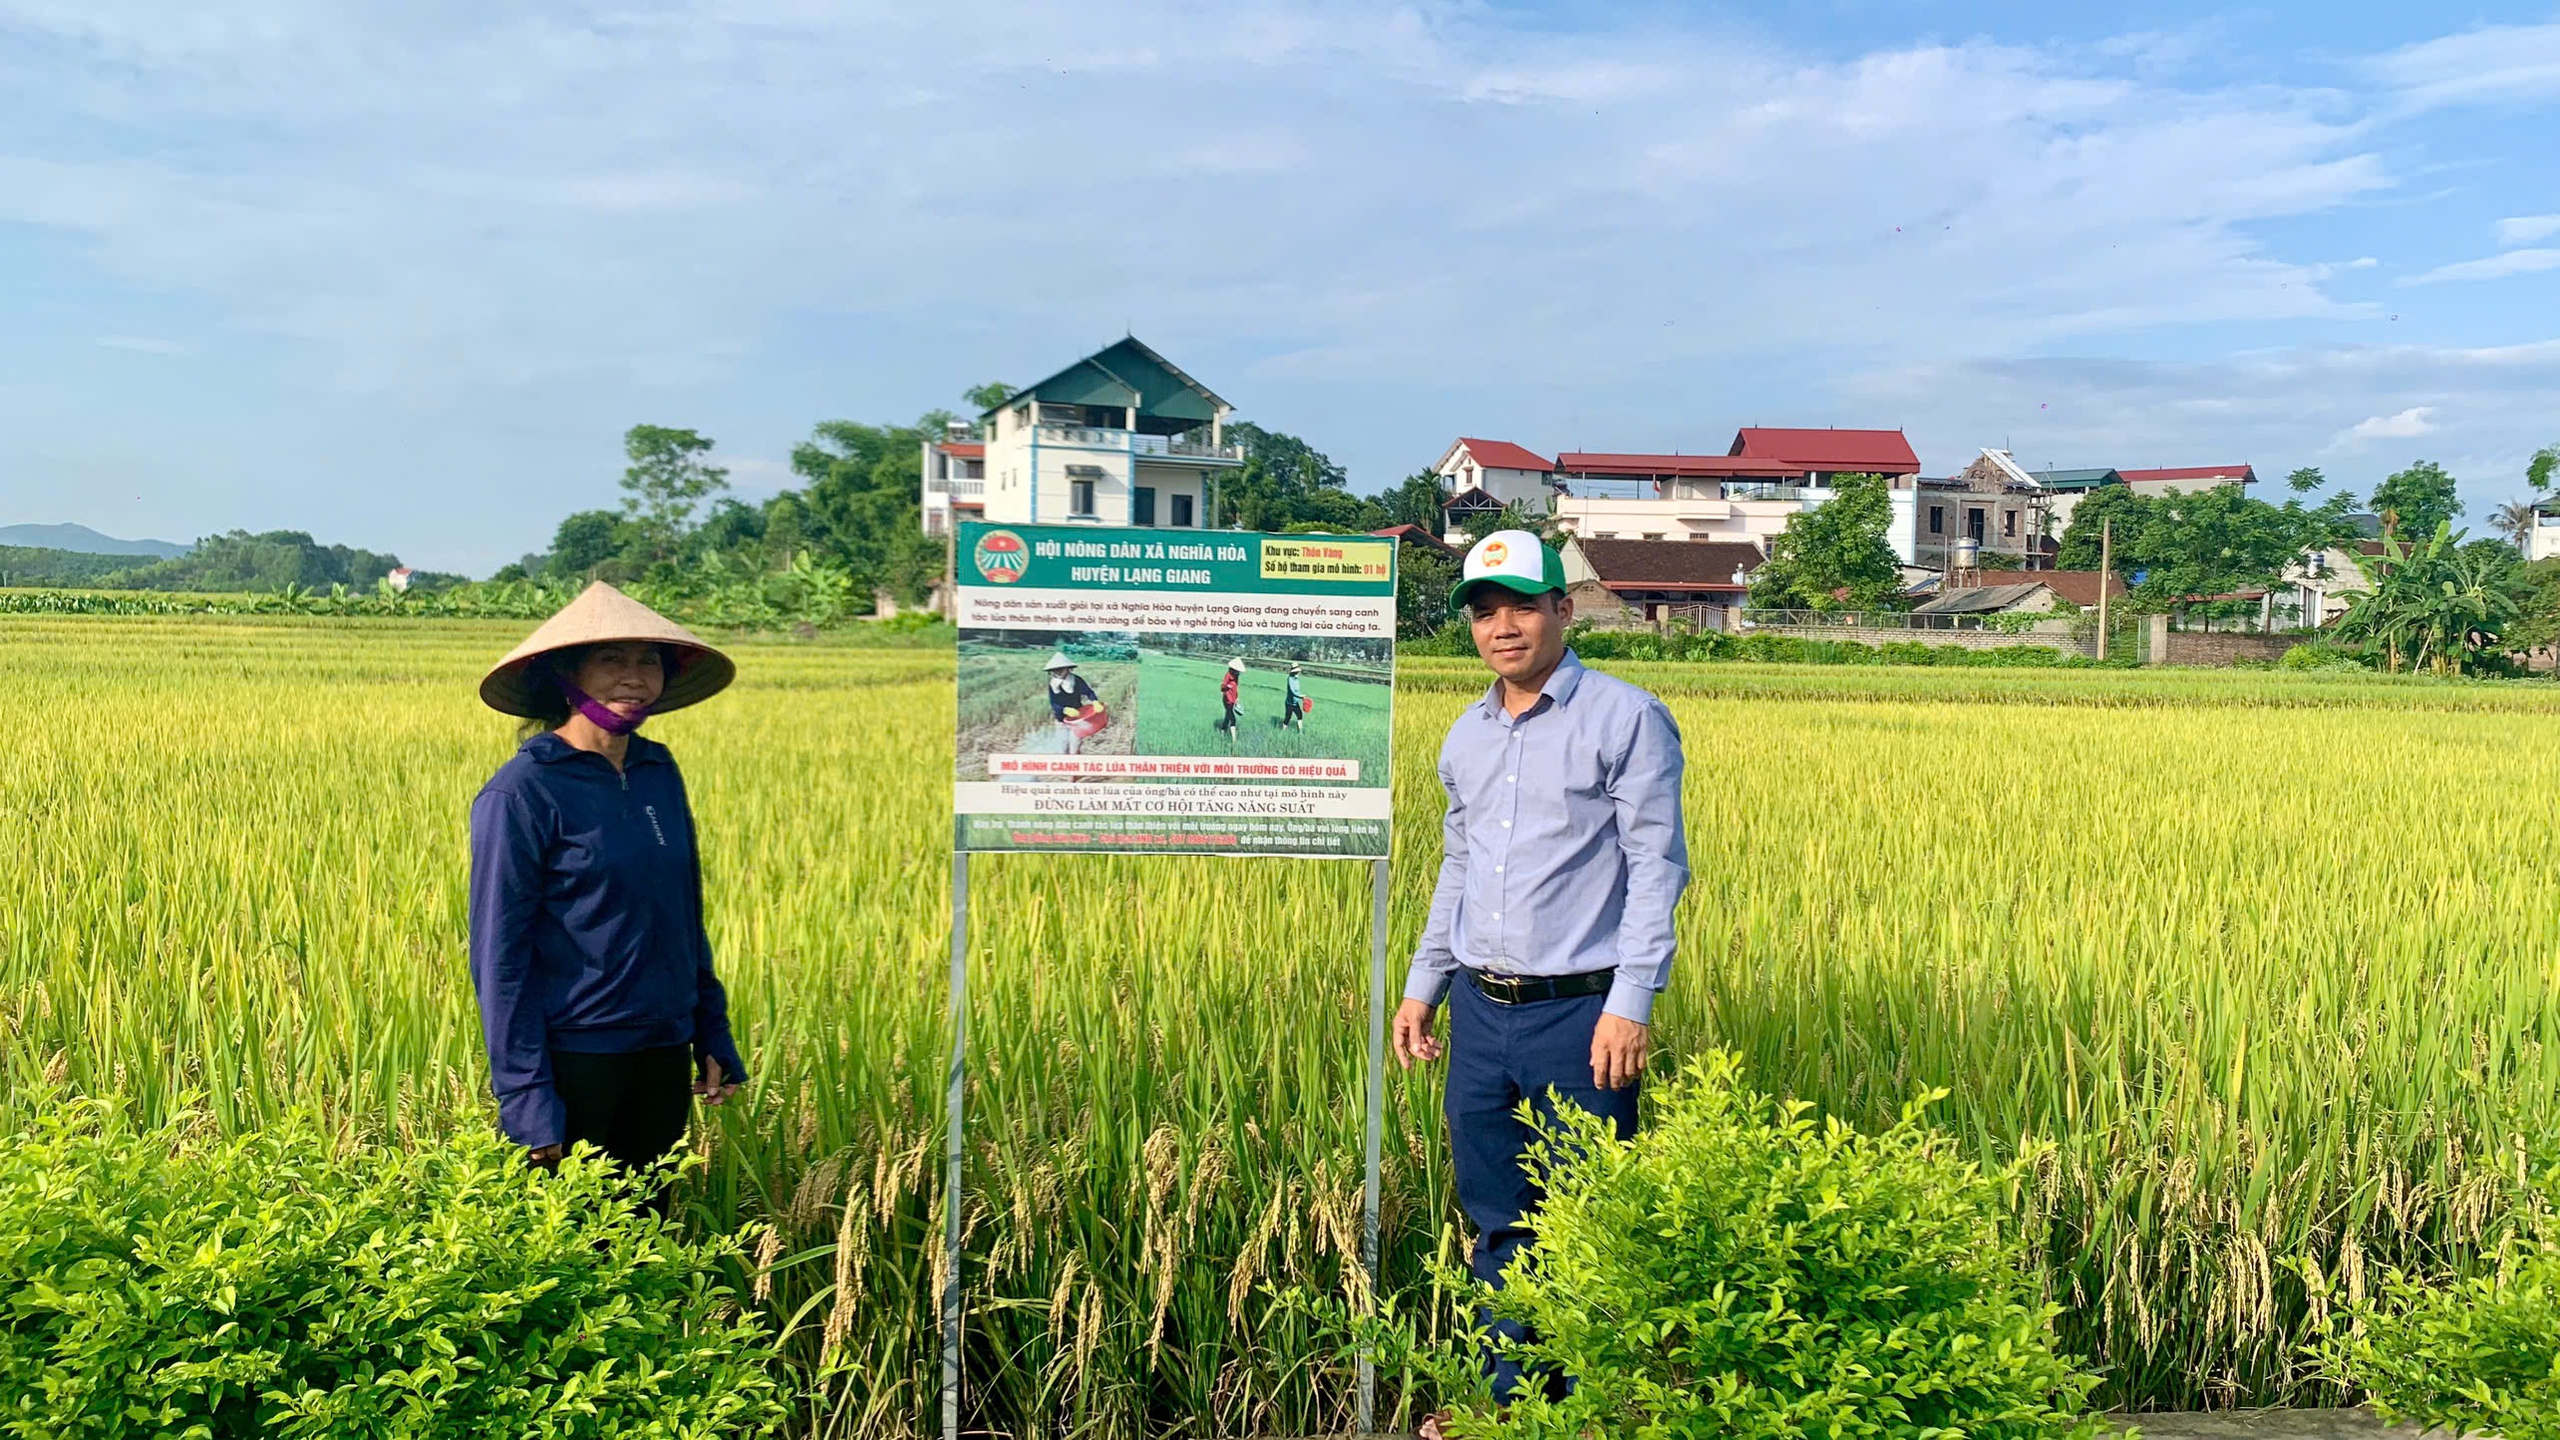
[
  {"x1": 1045, "y1": 652, "x2": 1108, "y2": 754},
  {"x1": 467, "y1": 581, "x2": 752, "y2": 1211}
]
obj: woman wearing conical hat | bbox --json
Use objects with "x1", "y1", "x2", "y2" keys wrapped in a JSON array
[
  {"x1": 1044, "y1": 651, "x2": 1105, "y2": 756},
  {"x1": 467, "y1": 582, "x2": 751, "y2": 1201}
]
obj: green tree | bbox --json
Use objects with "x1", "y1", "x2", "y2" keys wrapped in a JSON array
[
  {"x1": 963, "y1": 381, "x2": 1013, "y2": 416},
  {"x1": 2368, "y1": 460, "x2": 2462, "y2": 540},
  {"x1": 1215, "y1": 423, "x2": 1378, "y2": 532},
  {"x1": 1748, "y1": 472, "x2": 1902, "y2": 611},
  {"x1": 2057, "y1": 481, "x2": 2358, "y2": 617},
  {"x1": 1376, "y1": 470, "x2": 1450, "y2": 534},
  {"x1": 2286, "y1": 466, "x2": 2325, "y2": 495},
  {"x1": 2053, "y1": 486, "x2": 2149, "y2": 571},
  {"x1": 547, "y1": 509, "x2": 630, "y2": 579},
  {"x1": 782, "y1": 419, "x2": 942, "y2": 604},
  {"x1": 619, "y1": 425, "x2": 729, "y2": 563},
  {"x1": 2529, "y1": 444, "x2": 2560, "y2": 497},
  {"x1": 2503, "y1": 557, "x2": 2560, "y2": 666},
  {"x1": 1393, "y1": 543, "x2": 1459, "y2": 639}
]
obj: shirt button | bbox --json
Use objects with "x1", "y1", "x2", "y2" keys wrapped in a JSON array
[
  {"x1": 1506, "y1": 775, "x2": 1516, "y2": 783},
  {"x1": 1501, "y1": 820, "x2": 1511, "y2": 829},
  {"x1": 1495, "y1": 865, "x2": 1504, "y2": 873},
  {"x1": 1491, "y1": 912, "x2": 1501, "y2": 920}
]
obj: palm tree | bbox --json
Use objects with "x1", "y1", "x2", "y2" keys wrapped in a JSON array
[{"x1": 2492, "y1": 499, "x2": 2538, "y2": 554}]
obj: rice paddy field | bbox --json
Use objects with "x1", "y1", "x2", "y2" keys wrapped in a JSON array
[{"x1": 6, "y1": 613, "x2": 2560, "y2": 1436}]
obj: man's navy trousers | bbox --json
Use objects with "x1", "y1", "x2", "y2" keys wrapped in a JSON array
[{"x1": 1445, "y1": 974, "x2": 1639, "y2": 1401}]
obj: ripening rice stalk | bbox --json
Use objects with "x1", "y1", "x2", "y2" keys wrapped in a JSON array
[{"x1": 3, "y1": 615, "x2": 2560, "y2": 1432}]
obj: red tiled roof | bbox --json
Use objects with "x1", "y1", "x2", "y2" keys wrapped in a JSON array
[
  {"x1": 1972, "y1": 569, "x2": 2125, "y2": 607},
  {"x1": 1730, "y1": 427, "x2": 1920, "y2": 473},
  {"x1": 1555, "y1": 452, "x2": 1804, "y2": 479},
  {"x1": 1456, "y1": 437, "x2": 1555, "y2": 472},
  {"x1": 2120, "y1": 465, "x2": 2253, "y2": 484},
  {"x1": 940, "y1": 442, "x2": 985, "y2": 458}
]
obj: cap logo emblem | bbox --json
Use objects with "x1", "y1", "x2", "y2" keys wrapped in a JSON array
[{"x1": 1481, "y1": 540, "x2": 1509, "y2": 567}]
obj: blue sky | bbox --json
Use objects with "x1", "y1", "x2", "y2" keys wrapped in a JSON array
[{"x1": 4, "y1": 2, "x2": 2558, "y2": 574}]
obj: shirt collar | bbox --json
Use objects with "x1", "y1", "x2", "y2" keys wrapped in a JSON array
[
  {"x1": 1474, "y1": 649, "x2": 1587, "y2": 720},
  {"x1": 523, "y1": 731, "x2": 670, "y2": 767}
]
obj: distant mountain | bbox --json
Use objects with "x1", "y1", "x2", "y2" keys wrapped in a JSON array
[{"x1": 0, "y1": 523, "x2": 188, "y2": 558}]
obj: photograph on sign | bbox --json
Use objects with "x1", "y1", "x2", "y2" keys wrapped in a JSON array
[{"x1": 953, "y1": 523, "x2": 1396, "y2": 858}]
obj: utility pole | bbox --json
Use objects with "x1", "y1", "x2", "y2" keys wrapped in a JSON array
[{"x1": 2094, "y1": 518, "x2": 2114, "y2": 662}]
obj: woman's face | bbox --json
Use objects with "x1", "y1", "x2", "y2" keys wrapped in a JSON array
[{"x1": 570, "y1": 642, "x2": 666, "y2": 716}]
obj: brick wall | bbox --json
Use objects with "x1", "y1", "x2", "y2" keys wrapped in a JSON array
[
  {"x1": 1747, "y1": 624, "x2": 2087, "y2": 655},
  {"x1": 2160, "y1": 630, "x2": 2294, "y2": 666}
]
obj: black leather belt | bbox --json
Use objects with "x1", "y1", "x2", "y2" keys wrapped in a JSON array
[{"x1": 1463, "y1": 967, "x2": 1613, "y2": 1005}]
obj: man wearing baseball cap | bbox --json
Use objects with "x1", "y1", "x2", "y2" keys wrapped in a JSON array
[{"x1": 1394, "y1": 529, "x2": 1691, "y2": 1418}]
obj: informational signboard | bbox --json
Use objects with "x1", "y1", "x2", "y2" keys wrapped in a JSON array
[{"x1": 952, "y1": 522, "x2": 1397, "y2": 858}]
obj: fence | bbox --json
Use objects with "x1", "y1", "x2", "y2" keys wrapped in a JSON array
[{"x1": 1738, "y1": 608, "x2": 2098, "y2": 658}]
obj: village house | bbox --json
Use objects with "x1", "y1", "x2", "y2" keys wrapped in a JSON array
[
  {"x1": 1558, "y1": 535, "x2": 1764, "y2": 627},
  {"x1": 1523, "y1": 427, "x2": 1923, "y2": 557},
  {"x1": 1433, "y1": 438, "x2": 1560, "y2": 523},
  {"x1": 1917, "y1": 451, "x2": 2058, "y2": 574},
  {"x1": 920, "y1": 422, "x2": 986, "y2": 538},
  {"x1": 948, "y1": 337, "x2": 1244, "y2": 532},
  {"x1": 2120, "y1": 464, "x2": 2255, "y2": 497}
]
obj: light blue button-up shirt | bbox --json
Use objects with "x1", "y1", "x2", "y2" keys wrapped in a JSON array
[{"x1": 1406, "y1": 651, "x2": 1691, "y2": 1024}]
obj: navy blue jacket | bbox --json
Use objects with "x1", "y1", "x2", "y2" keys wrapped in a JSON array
[{"x1": 468, "y1": 732, "x2": 748, "y2": 1148}]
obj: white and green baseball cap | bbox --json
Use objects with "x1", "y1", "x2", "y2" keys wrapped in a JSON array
[{"x1": 1451, "y1": 529, "x2": 1567, "y2": 616}]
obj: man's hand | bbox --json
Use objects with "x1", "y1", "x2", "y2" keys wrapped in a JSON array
[
  {"x1": 1392, "y1": 998, "x2": 1444, "y2": 1068},
  {"x1": 1591, "y1": 1013, "x2": 1649, "y2": 1091},
  {"x1": 695, "y1": 1055, "x2": 742, "y2": 1106}
]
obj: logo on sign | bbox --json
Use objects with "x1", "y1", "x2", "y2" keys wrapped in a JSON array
[
  {"x1": 973, "y1": 530, "x2": 1029, "y2": 584},
  {"x1": 1481, "y1": 540, "x2": 1509, "y2": 567}
]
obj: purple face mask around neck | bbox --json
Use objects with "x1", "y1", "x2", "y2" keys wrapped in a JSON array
[{"x1": 559, "y1": 680, "x2": 651, "y2": 736}]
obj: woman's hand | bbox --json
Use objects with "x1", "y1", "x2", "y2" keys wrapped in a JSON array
[{"x1": 694, "y1": 1055, "x2": 742, "y2": 1106}]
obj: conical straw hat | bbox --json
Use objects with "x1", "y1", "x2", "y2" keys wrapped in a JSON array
[{"x1": 478, "y1": 581, "x2": 736, "y2": 718}]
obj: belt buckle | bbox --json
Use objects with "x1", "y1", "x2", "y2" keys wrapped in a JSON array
[{"x1": 1479, "y1": 970, "x2": 1524, "y2": 1005}]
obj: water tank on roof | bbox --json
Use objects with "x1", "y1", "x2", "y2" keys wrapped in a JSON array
[{"x1": 1953, "y1": 537, "x2": 1980, "y2": 570}]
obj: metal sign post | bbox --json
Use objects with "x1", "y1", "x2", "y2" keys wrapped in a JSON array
[{"x1": 941, "y1": 852, "x2": 970, "y2": 1440}]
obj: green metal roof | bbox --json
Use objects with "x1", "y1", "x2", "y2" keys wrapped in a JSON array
[
  {"x1": 2026, "y1": 467, "x2": 2123, "y2": 490},
  {"x1": 983, "y1": 336, "x2": 1229, "y2": 424}
]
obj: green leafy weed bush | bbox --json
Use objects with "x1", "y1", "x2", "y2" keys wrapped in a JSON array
[{"x1": 0, "y1": 1097, "x2": 791, "y2": 1438}]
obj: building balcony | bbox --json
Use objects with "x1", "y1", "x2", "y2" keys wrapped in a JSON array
[
  {"x1": 1035, "y1": 422, "x2": 1243, "y2": 464},
  {"x1": 926, "y1": 478, "x2": 985, "y2": 498}
]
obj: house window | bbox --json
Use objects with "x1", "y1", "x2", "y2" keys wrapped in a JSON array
[
  {"x1": 1966, "y1": 508, "x2": 1986, "y2": 542},
  {"x1": 1171, "y1": 493, "x2": 1195, "y2": 527},
  {"x1": 1928, "y1": 505, "x2": 1944, "y2": 535},
  {"x1": 1134, "y1": 486, "x2": 1157, "y2": 526},
  {"x1": 2002, "y1": 510, "x2": 2018, "y2": 538},
  {"x1": 1070, "y1": 479, "x2": 1097, "y2": 517}
]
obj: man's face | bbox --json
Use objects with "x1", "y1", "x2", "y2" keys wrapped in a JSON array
[{"x1": 1468, "y1": 589, "x2": 1572, "y2": 684}]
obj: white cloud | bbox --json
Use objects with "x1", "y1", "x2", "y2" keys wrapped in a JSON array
[
  {"x1": 2368, "y1": 23, "x2": 2560, "y2": 108},
  {"x1": 0, "y1": 1, "x2": 2401, "y2": 401},
  {"x1": 2497, "y1": 214, "x2": 2560, "y2": 246},
  {"x1": 2335, "y1": 406, "x2": 2440, "y2": 447},
  {"x1": 2403, "y1": 248, "x2": 2560, "y2": 285}
]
